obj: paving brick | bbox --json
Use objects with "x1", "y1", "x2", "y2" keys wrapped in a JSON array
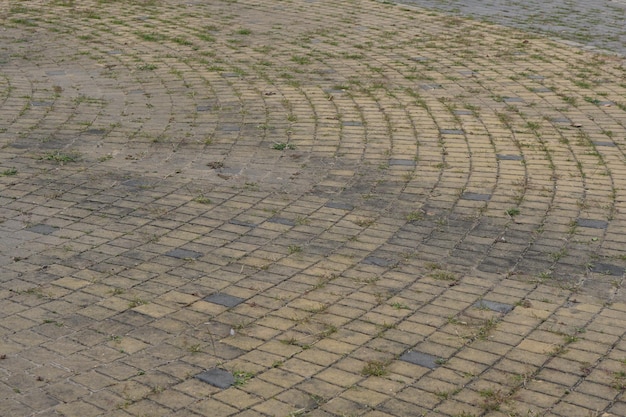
[
  {"x1": 550, "y1": 400, "x2": 604, "y2": 417},
  {"x1": 188, "y1": 398, "x2": 238, "y2": 417},
  {"x1": 195, "y1": 368, "x2": 234, "y2": 389},
  {"x1": 315, "y1": 367, "x2": 363, "y2": 388},
  {"x1": 54, "y1": 401, "x2": 103, "y2": 417},
  {"x1": 125, "y1": 399, "x2": 174, "y2": 417},
  {"x1": 45, "y1": 381, "x2": 91, "y2": 403},
  {"x1": 213, "y1": 388, "x2": 262, "y2": 409}
]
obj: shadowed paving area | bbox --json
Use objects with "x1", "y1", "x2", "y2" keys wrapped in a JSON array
[
  {"x1": 1, "y1": 0, "x2": 626, "y2": 416},
  {"x1": 395, "y1": 0, "x2": 626, "y2": 56}
]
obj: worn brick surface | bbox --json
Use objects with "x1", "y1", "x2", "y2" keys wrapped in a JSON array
[{"x1": 1, "y1": 0, "x2": 626, "y2": 416}]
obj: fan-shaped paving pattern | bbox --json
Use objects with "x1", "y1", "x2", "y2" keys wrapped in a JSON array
[{"x1": 1, "y1": 1, "x2": 626, "y2": 416}]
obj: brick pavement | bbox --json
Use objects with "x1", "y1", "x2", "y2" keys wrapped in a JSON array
[
  {"x1": 394, "y1": 0, "x2": 626, "y2": 57},
  {"x1": 1, "y1": 0, "x2": 626, "y2": 416}
]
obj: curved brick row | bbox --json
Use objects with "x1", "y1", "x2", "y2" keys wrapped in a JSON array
[{"x1": 1, "y1": 1, "x2": 626, "y2": 416}]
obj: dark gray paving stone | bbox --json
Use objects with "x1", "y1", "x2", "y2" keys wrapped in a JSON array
[
  {"x1": 362, "y1": 256, "x2": 396, "y2": 267},
  {"x1": 497, "y1": 154, "x2": 523, "y2": 161},
  {"x1": 26, "y1": 224, "x2": 58, "y2": 235},
  {"x1": 420, "y1": 84, "x2": 442, "y2": 90},
  {"x1": 324, "y1": 88, "x2": 347, "y2": 94},
  {"x1": 477, "y1": 257, "x2": 516, "y2": 273},
  {"x1": 342, "y1": 121, "x2": 363, "y2": 127},
  {"x1": 439, "y1": 129, "x2": 464, "y2": 135},
  {"x1": 203, "y1": 293, "x2": 245, "y2": 307},
  {"x1": 399, "y1": 350, "x2": 440, "y2": 369},
  {"x1": 503, "y1": 97, "x2": 523, "y2": 103},
  {"x1": 388, "y1": 159, "x2": 416, "y2": 166},
  {"x1": 577, "y1": 219, "x2": 608, "y2": 229},
  {"x1": 195, "y1": 368, "x2": 234, "y2": 389},
  {"x1": 591, "y1": 263, "x2": 625, "y2": 276},
  {"x1": 325, "y1": 201, "x2": 354, "y2": 210},
  {"x1": 219, "y1": 124, "x2": 240, "y2": 132},
  {"x1": 120, "y1": 178, "x2": 154, "y2": 189},
  {"x1": 453, "y1": 110, "x2": 473, "y2": 115},
  {"x1": 10, "y1": 141, "x2": 33, "y2": 149},
  {"x1": 39, "y1": 141, "x2": 66, "y2": 150},
  {"x1": 461, "y1": 192, "x2": 491, "y2": 201},
  {"x1": 268, "y1": 217, "x2": 295, "y2": 226},
  {"x1": 229, "y1": 219, "x2": 257, "y2": 228},
  {"x1": 592, "y1": 141, "x2": 617, "y2": 147},
  {"x1": 165, "y1": 248, "x2": 203, "y2": 259},
  {"x1": 124, "y1": 250, "x2": 157, "y2": 261},
  {"x1": 474, "y1": 300, "x2": 514, "y2": 314},
  {"x1": 31, "y1": 101, "x2": 54, "y2": 107},
  {"x1": 85, "y1": 129, "x2": 106, "y2": 135}
]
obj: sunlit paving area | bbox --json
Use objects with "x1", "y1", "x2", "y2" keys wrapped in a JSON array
[{"x1": 1, "y1": 0, "x2": 626, "y2": 416}]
